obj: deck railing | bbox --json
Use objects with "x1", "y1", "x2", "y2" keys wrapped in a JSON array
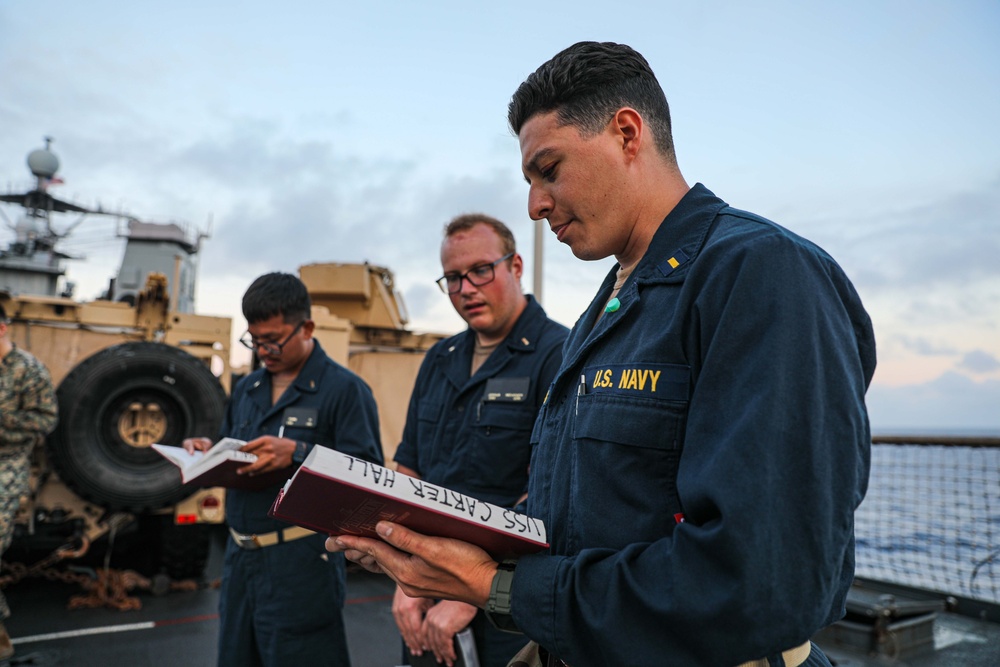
[{"x1": 854, "y1": 436, "x2": 1000, "y2": 606}]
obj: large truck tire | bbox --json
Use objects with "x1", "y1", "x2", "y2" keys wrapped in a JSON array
[{"x1": 47, "y1": 342, "x2": 228, "y2": 512}]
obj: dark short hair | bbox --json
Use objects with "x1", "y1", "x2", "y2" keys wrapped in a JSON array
[
  {"x1": 242, "y1": 272, "x2": 311, "y2": 325},
  {"x1": 508, "y1": 41, "x2": 676, "y2": 161},
  {"x1": 444, "y1": 213, "x2": 516, "y2": 257},
  {"x1": 0, "y1": 303, "x2": 8, "y2": 323}
]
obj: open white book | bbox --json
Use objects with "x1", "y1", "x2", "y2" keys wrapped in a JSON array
[{"x1": 153, "y1": 438, "x2": 293, "y2": 490}]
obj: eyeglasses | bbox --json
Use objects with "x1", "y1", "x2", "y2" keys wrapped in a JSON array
[
  {"x1": 436, "y1": 253, "x2": 514, "y2": 295},
  {"x1": 239, "y1": 320, "x2": 305, "y2": 356}
]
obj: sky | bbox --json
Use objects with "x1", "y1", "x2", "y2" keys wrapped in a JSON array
[{"x1": 1, "y1": 1, "x2": 998, "y2": 433}]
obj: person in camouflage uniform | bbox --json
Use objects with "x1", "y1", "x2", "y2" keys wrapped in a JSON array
[{"x1": 0, "y1": 303, "x2": 58, "y2": 659}]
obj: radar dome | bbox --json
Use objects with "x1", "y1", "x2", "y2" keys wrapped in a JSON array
[{"x1": 27, "y1": 148, "x2": 60, "y2": 178}]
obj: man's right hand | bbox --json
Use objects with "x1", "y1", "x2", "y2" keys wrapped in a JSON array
[
  {"x1": 182, "y1": 437, "x2": 213, "y2": 454},
  {"x1": 392, "y1": 585, "x2": 434, "y2": 659},
  {"x1": 326, "y1": 521, "x2": 498, "y2": 607}
]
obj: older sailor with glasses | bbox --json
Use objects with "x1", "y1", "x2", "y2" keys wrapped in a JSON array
[
  {"x1": 386, "y1": 214, "x2": 568, "y2": 667},
  {"x1": 184, "y1": 272, "x2": 382, "y2": 667}
]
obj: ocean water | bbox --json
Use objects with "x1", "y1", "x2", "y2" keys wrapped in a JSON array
[{"x1": 854, "y1": 441, "x2": 1000, "y2": 605}]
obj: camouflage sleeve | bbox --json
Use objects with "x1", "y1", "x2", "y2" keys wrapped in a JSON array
[{"x1": 0, "y1": 353, "x2": 58, "y2": 446}]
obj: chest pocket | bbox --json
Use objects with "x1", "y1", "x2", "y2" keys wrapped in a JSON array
[
  {"x1": 417, "y1": 402, "x2": 443, "y2": 423},
  {"x1": 574, "y1": 394, "x2": 686, "y2": 450},
  {"x1": 468, "y1": 401, "x2": 538, "y2": 500},
  {"x1": 279, "y1": 407, "x2": 318, "y2": 440},
  {"x1": 575, "y1": 361, "x2": 689, "y2": 448},
  {"x1": 476, "y1": 401, "x2": 538, "y2": 433},
  {"x1": 566, "y1": 364, "x2": 690, "y2": 549},
  {"x1": 476, "y1": 376, "x2": 533, "y2": 437},
  {"x1": 415, "y1": 402, "x2": 444, "y2": 462}
]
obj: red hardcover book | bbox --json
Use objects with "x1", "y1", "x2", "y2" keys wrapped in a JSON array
[
  {"x1": 268, "y1": 445, "x2": 548, "y2": 559},
  {"x1": 152, "y1": 439, "x2": 292, "y2": 491}
]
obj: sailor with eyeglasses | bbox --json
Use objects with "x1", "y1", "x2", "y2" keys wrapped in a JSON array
[{"x1": 390, "y1": 214, "x2": 568, "y2": 667}]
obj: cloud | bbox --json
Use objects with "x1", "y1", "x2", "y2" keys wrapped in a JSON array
[
  {"x1": 888, "y1": 334, "x2": 958, "y2": 357},
  {"x1": 958, "y1": 349, "x2": 1000, "y2": 375},
  {"x1": 866, "y1": 371, "x2": 1000, "y2": 432},
  {"x1": 4, "y1": 0, "x2": 998, "y2": 436},
  {"x1": 789, "y1": 176, "x2": 1000, "y2": 292}
]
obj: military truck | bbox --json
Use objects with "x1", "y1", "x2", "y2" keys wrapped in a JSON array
[
  {"x1": 298, "y1": 261, "x2": 446, "y2": 466},
  {"x1": 1, "y1": 141, "x2": 446, "y2": 585},
  {"x1": 1, "y1": 140, "x2": 234, "y2": 581}
]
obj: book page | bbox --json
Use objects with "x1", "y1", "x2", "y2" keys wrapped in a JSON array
[
  {"x1": 151, "y1": 444, "x2": 202, "y2": 470},
  {"x1": 185, "y1": 438, "x2": 252, "y2": 476},
  {"x1": 205, "y1": 437, "x2": 248, "y2": 457},
  {"x1": 189, "y1": 448, "x2": 257, "y2": 478}
]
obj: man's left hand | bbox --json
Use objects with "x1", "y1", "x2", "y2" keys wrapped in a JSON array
[
  {"x1": 423, "y1": 600, "x2": 478, "y2": 667},
  {"x1": 238, "y1": 435, "x2": 296, "y2": 475}
]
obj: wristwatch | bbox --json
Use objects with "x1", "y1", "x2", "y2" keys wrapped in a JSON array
[
  {"x1": 291, "y1": 440, "x2": 308, "y2": 464},
  {"x1": 485, "y1": 558, "x2": 520, "y2": 632}
]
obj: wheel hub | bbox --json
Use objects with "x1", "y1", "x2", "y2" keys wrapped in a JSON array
[{"x1": 117, "y1": 401, "x2": 167, "y2": 447}]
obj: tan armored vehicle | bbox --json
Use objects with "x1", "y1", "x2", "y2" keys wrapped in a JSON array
[
  {"x1": 1, "y1": 141, "x2": 444, "y2": 585},
  {"x1": 1, "y1": 141, "x2": 232, "y2": 580},
  {"x1": 299, "y1": 261, "x2": 445, "y2": 466}
]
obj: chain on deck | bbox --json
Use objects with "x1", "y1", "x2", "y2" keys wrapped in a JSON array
[{"x1": 1, "y1": 538, "x2": 218, "y2": 612}]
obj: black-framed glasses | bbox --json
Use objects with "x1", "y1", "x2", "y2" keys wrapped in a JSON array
[
  {"x1": 239, "y1": 320, "x2": 305, "y2": 356},
  {"x1": 436, "y1": 252, "x2": 514, "y2": 295}
]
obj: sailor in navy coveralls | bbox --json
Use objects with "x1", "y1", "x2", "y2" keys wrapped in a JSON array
[
  {"x1": 329, "y1": 43, "x2": 874, "y2": 667},
  {"x1": 186, "y1": 273, "x2": 382, "y2": 667},
  {"x1": 392, "y1": 215, "x2": 567, "y2": 667}
]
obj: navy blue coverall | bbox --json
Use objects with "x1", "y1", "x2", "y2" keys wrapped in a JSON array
[
  {"x1": 394, "y1": 295, "x2": 568, "y2": 666},
  {"x1": 509, "y1": 185, "x2": 876, "y2": 666},
  {"x1": 218, "y1": 340, "x2": 383, "y2": 667}
]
